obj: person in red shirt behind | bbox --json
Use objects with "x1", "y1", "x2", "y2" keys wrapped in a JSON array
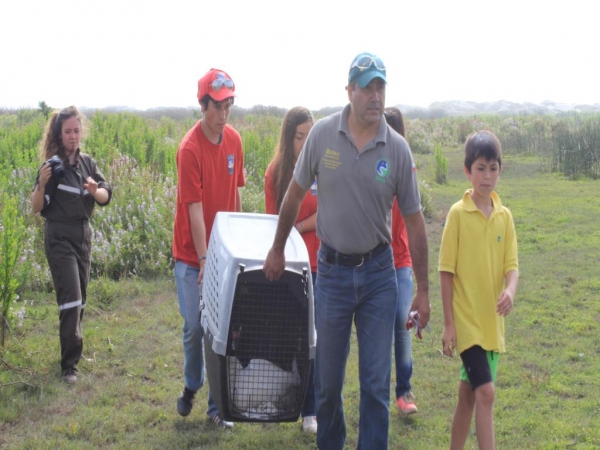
[
  {"x1": 264, "y1": 106, "x2": 318, "y2": 433},
  {"x1": 384, "y1": 107, "x2": 419, "y2": 415},
  {"x1": 172, "y1": 68, "x2": 245, "y2": 428}
]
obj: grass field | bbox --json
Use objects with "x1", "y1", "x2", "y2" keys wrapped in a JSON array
[{"x1": 1, "y1": 148, "x2": 599, "y2": 449}]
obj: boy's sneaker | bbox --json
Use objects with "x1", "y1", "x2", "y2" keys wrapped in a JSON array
[
  {"x1": 209, "y1": 413, "x2": 234, "y2": 428},
  {"x1": 396, "y1": 392, "x2": 418, "y2": 415},
  {"x1": 177, "y1": 387, "x2": 196, "y2": 417},
  {"x1": 302, "y1": 416, "x2": 317, "y2": 434},
  {"x1": 61, "y1": 368, "x2": 77, "y2": 384}
]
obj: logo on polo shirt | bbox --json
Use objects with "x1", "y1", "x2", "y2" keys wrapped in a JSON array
[
  {"x1": 375, "y1": 159, "x2": 390, "y2": 184},
  {"x1": 323, "y1": 148, "x2": 341, "y2": 169}
]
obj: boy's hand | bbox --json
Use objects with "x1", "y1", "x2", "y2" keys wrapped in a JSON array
[
  {"x1": 442, "y1": 324, "x2": 456, "y2": 357},
  {"x1": 496, "y1": 288, "x2": 514, "y2": 317}
]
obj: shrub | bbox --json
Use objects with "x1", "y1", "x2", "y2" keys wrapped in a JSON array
[
  {"x1": 91, "y1": 154, "x2": 176, "y2": 280},
  {"x1": 88, "y1": 276, "x2": 141, "y2": 311},
  {"x1": 419, "y1": 180, "x2": 434, "y2": 219},
  {"x1": 0, "y1": 195, "x2": 26, "y2": 346},
  {"x1": 550, "y1": 115, "x2": 600, "y2": 179},
  {"x1": 434, "y1": 144, "x2": 448, "y2": 184}
]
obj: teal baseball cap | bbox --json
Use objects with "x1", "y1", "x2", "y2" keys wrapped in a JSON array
[{"x1": 348, "y1": 52, "x2": 387, "y2": 88}]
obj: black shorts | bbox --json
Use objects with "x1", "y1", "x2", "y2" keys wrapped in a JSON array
[{"x1": 459, "y1": 345, "x2": 498, "y2": 390}]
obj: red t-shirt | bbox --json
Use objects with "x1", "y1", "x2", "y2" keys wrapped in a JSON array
[
  {"x1": 392, "y1": 198, "x2": 412, "y2": 269},
  {"x1": 173, "y1": 121, "x2": 245, "y2": 267},
  {"x1": 264, "y1": 161, "x2": 319, "y2": 273}
]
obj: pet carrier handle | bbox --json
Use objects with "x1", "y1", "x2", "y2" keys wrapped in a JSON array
[{"x1": 198, "y1": 283, "x2": 205, "y2": 322}]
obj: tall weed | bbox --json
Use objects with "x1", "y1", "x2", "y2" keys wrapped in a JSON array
[
  {"x1": 91, "y1": 154, "x2": 176, "y2": 280},
  {"x1": 434, "y1": 144, "x2": 448, "y2": 184},
  {"x1": 0, "y1": 195, "x2": 26, "y2": 345}
]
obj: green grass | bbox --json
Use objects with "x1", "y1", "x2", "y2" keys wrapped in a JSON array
[{"x1": 1, "y1": 149, "x2": 600, "y2": 449}]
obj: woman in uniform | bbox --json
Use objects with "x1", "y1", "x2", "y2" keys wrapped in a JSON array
[{"x1": 31, "y1": 106, "x2": 112, "y2": 383}]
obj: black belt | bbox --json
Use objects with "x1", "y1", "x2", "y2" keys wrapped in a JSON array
[{"x1": 321, "y1": 242, "x2": 388, "y2": 267}]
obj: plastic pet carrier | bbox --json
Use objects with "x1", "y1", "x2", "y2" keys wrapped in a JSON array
[{"x1": 201, "y1": 212, "x2": 315, "y2": 422}]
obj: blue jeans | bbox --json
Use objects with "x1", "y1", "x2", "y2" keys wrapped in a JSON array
[
  {"x1": 314, "y1": 245, "x2": 397, "y2": 450},
  {"x1": 394, "y1": 267, "x2": 414, "y2": 399},
  {"x1": 174, "y1": 260, "x2": 218, "y2": 418}
]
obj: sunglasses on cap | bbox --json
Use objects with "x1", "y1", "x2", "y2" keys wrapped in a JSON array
[
  {"x1": 351, "y1": 55, "x2": 386, "y2": 71},
  {"x1": 211, "y1": 76, "x2": 234, "y2": 92}
]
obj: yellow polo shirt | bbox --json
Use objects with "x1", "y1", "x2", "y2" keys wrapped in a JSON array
[{"x1": 438, "y1": 189, "x2": 518, "y2": 354}]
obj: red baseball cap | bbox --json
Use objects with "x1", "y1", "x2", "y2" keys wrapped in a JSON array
[{"x1": 197, "y1": 68, "x2": 236, "y2": 102}]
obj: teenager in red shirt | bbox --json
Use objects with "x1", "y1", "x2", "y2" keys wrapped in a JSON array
[{"x1": 173, "y1": 69, "x2": 245, "y2": 428}]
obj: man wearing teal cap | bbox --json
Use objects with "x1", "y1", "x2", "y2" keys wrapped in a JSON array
[{"x1": 264, "y1": 52, "x2": 430, "y2": 449}]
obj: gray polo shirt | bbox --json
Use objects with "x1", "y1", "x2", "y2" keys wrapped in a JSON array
[{"x1": 294, "y1": 104, "x2": 421, "y2": 255}]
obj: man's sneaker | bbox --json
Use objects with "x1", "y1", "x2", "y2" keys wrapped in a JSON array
[
  {"x1": 209, "y1": 413, "x2": 234, "y2": 428},
  {"x1": 302, "y1": 416, "x2": 317, "y2": 433},
  {"x1": 62, "y1": 368, "x2": 77, "y2": 384},
  {"x1": 177, "y1": 387, "x2": 196, "y2": 417},
  {"x1": 396, "y1": 392, "x2": 418, "y2": 415}
]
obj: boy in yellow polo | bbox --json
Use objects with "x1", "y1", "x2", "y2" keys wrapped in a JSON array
[{"x1": 439, "y1": 130, "x2": 519, "y2": 450}]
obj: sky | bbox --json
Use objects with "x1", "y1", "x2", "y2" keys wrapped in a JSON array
[{"x1": 1, "y1": 0, "x2": 599, "y2": 112}]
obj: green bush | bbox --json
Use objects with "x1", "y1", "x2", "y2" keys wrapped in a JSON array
[
  {"x1": 550, "y1": 115, "x2": 600, "y2": 179},
  {"x1": 90, "y1": 154, "x2": 177, "y2": 280},
  {"x1": 434, "y1": 144, "x2": 448, "y2": 184},
  {"x1": 419, "y1": 180, "x2": 434, "y2": 219},
  {"x1": 0, "y1": 195, "x2": 26, "y2": 346},
  {"x1": 88, "y1": 276, "x2": 142, "y2": 311}
]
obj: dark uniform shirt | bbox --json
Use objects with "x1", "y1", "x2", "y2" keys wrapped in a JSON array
[{"x1": 35, "y1": 150, "x2": 112, "y2": 221}]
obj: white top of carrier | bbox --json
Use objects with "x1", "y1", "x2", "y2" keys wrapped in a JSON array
[
  {"x1": 210, "y1": 212, "x2": 309, "y2": 265},
  {"x1": 202, "y1": 212, "x2": 312, "y2": 356}
]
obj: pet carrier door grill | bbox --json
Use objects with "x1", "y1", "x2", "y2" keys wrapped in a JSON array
[{"x1": 201, "y1": 212, "x2": 315, "y2": 422}]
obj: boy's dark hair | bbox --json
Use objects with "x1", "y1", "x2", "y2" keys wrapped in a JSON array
[
  {"x1": 464, "y1": 130, "x2": 502, "y2": 172},
  {"x1": 199, "y1": 94, "x2": 234, "y2": 111}
]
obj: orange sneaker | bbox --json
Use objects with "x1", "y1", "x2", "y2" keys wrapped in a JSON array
[{"x1": 396, "y1": 392, "x2": 417, "y2": 415}]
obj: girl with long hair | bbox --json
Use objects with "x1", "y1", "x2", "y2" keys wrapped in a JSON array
[{"x1": 264, "y1": 106, "x2": 318, "y2": 433}]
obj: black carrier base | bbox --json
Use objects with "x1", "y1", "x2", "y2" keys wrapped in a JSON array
[{"x1": 204, "y1": 269, "x2": 312, "y2": 423}]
